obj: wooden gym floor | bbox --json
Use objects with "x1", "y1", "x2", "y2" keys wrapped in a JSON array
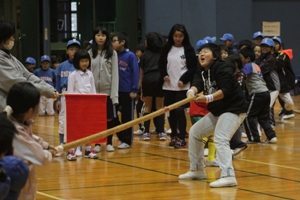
[{"x1": 32, "y1": 96, "x2": 300, "y2": 200}]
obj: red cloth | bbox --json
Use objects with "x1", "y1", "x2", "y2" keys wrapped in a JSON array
[
  {"x1": 65, "y1": 94, "x2": 107, "y2": 144},
  {"x1": 189, "y1": 101, "x2": 209, "y2": 117}
]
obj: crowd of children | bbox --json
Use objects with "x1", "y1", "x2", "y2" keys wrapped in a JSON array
[{"x1": 1, "y1": 16, "x2": 299, "y2": 196}]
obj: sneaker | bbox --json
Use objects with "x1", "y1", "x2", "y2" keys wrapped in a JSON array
[
  {"x1": 67, "y1": 150, "x2": 77, "y2": 161},
  {"x1": 150, "y1": 129, "x2": 157, "y2": 134},
  {"x1": 94, "y1": 144, "x2": 101, "y2": 152},
  {"x1": 178, "y1": 170, "x2": 207, "y2": 180},
  {"x1": 55, "y1": 152, "x2": 64, "y2": 157},
  {"x1": 263, "y1": 137, "x2": 278, "y2": 144},
  {"x1": 204, "y1": 149, "x2": 208, "y2": 156},
  {"x1": 118, "y1": 142, "x2": 130, "y2": 149},
  {"x1": 169, "y1": 137, "x2": 178, "y2": 146},
  {"x1": 232, "y1": 145, "x2": 247, "y2": 156},
  {"x1": 133, "y1": 129, "x2": 143, "y2": 135},
  {"x1": 106, "y1": 144, "x2": 115, "y2": 152},
  {"x1": 206, "y1": 160, "x2": 219, "y2": 167},
  {"x1": 174, "y1": 139, "x2": 187, "y2": 149},
  {"x1": 278, "y1": 114, "x2": 284, "y2": 122},
  {"x1": 75, "y1": 147, "x2": 82, "y2": 157},
  {"x1": 140, "y1": 132, "x2": 150, "y2": 141},
  {"x1": 166, "y1": 129, "x2": 172, "y2": 134},
  {"x1": 210, "y1": 177, "x2": 237, "y2": 188},
  {"x1": 158, "y1": 132, "x2": 168, "y2": 140},
  {"x1": 84, "y1": 149, "x2": 98, "y2": 159},
  {"x1": 241, "y1": 132, "x2": 247, "y2": 138},
  {"x1": 283, "y1": 113, "x2": 295, "y2": 119}
]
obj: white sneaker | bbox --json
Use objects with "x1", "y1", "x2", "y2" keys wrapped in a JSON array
[
  {"x1": 204, "y1": 149, "x2": 208, "y2": 156},
  {"x1": 133, "y1": 129, "x2": 143, "y2": 135},
  {"x1": 94, "y1": 144, "x2": 101, "y2": 152},
  {"x1": 232, "y1": 146, "x2": 247, "y2": 156},
  {"x1": 118, "y1": 142, "x2": 130, "y2": 149},
  {"x1": 283, "y1": 113, "x2": 295, "y2": 119},
  {"x1": 158, "y1": 132, "x2": 168, "y2": 140},
  {"x1": 241, "y1": 132, "x2": 247, "y2": 138},
  {"x1": 278, "y1": 114, "x2": 285, "y2": 122},
  {"x1": 178, "y1": 170, "x2": 207, "y2": 180},
  {"x1": 106, "y1": 144, "x2": 115, "y2": 152},
  {"x1": 166, "y1": 129, "x2": 172, "y2": 134},
  {"x1": 84, "y1": 150, "x2": 98, "y2": 159},
  {"x1": 206, "y1": 160, "x2": 219, "y2": 167},
  {"x1": 264, "y1": 137, "x2": 278, "y2": 143},
  {"x1": 210, "y1": 177, "x2": 237, "y2": 188},
  {"x1": 75, "y1": 147, "x2": 82, "y2": 157},
  {"x1": 67, "y1": 150, "x2": 77, "y2": 161},
  {"x1": 55, "y1": 152, "x2": 64, "y2": 157},
  {"x1": 140, "y1": 132, "x2": 150, "y2": 141}
]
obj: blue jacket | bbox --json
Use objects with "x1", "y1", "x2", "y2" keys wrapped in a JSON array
[
  {"x1": 34, "y1": 68, "x2": 56, "y2": 87},
  {"x1": 0, "y1": 156, "x2": 29, "y2": 200},
  {"x1": 117, "y1": 49, "x2": 139, "y2": 93},
  {"x1": 55, "y1": 60, "x2": 75, "y2": 99}
]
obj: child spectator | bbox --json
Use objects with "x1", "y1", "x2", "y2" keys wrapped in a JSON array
[
  {"x1": 252, "y1": 31, "x2": 264, "y2": 45},
  {"x1": 0, "y1": 112, "x2": 29, "y2": 200},
  {"x1": 88, "y1": 26, "x2": 119, "y2": 152},
  {"x1": 24, "y1": 57, "x2": 36, "y2": 73},
  {"x1": 55, "y1": 39, "x2": 81, "y2": 157},
  {"x1": 180, "y1": 43, "x2": 247, "y2": 187},
  {"x1": 34, "y1": 55, "x2": 56, "y2": 116},
  {"x1": 219, "y1": 33, "x2": 238, "y2": 55},
  {"x1": 67, "y1": 49, "x2": 98, "y2": 159},
  {"x1": 158, "y1": 24, "x2": 197, "y2": 148},
  {"x1": 139, "y1": 32, "x2": 167, "y2": 141},
  {"x1": 51, "y1": 57, "x2": 61, "y2": 70},
  {"x1": 112, "y1": 31, "x2": 139, "y2": 149},
  {"x1": 253, "y1": 44, "x2": 261, "y2": 60},
  {"x1": 238, "y1": 39, "x2": 253, "y2": 50},
  {"x1": 6, "y1": 82, "x2": 56, "y2": 199},
  {"x1": 219, "y1": 45, "x2": 229, "y2": 60},
  {"x1": 239, "y1": 47, "x2": 277, "y2": 143}
]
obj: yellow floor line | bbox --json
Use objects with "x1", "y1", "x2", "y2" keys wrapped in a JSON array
[{"x1": 36, "y1": 191, "x2": 66, "y2": 200}]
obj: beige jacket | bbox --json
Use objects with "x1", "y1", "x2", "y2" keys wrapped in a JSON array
[{"x1": 10, "y1": 117, "x2": 52, "y2": 200}]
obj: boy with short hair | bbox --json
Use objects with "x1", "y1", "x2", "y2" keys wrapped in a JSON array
[
  {"x1": 239, "y1": 47, "x2": 277, "y2": 143},
  {"x1": 219, "y1": 33, "x2": 238, "y2": 55},
  {"x1": 24, "y1": 57, "x2": 36, "y2": 72},
  {"x1": 252, "y1": 31, "x2": 264, "y2": 45},
  {"x1": 34, "y1": 55, "x2": 56, "y2": 116},
  {"x1": 112, "y1": 32, "x2": 139, "y2": 148},
  {"x1": 55, "y1": 39, "x2": 81, "y2": 158}
]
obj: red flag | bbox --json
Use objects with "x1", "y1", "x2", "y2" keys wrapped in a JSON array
[{"x1": 65, "y1": 94, "x2": 107, "y2": 144}]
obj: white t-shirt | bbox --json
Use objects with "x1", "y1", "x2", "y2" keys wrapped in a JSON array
[{"x1": 163, "y1": 46, "x2": 189, "y2": 91}]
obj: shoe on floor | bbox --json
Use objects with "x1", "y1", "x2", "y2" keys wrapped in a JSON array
[
  {"x1": 232, "y1": 145, "x2": 247, "y2": 156},
  {"x1": 278, "y1": 114, "x2": 285, "y2": 122},
  {"x1": 241, "y1": 132, "x2": 247, "y2": 138},
  {"x1": 263, "y1": 137, "x2": 277, "y2": 143},
  {"x1": 210, "y1": 176, "x2": 237, "y2": 188},
  {"x1": 67, "y1": 150, "x2": 77, "y2": 161},
  {"x1": 283, "y1": 113, "x2": 294, "y2": 119},
  {"x1": 140, "y1": 132, "x2": 150, "y2": 141},
  {"x1": 178, "y1": 170, "x2": 207, "y2": 180},
  {"x1": 133, "y1": 129, "x2": 143, "y2": 135},
  {"x1": 158, "y1": 132, "x2": 168, "y2": 140},
  {"x1": 94, "y1": 144, "x2": 101, "y2": 152},
  {"x1": 55, "y1": 152, "x2": 64, "y2": 157},
  {"x1": 106, "y1": 144, "x2": 115, "y2": 152},
  {"x1": 206, "y1": 160, "x2": 219, "y2": 167},
  {"x1": 174, "y1": 139, "x2": 187, "y2": 149},
  {"x1": 166, "y1": 129, "x2": 172, "y2": 134},
  {"x1": 169, "y1": 137, "x2": 178, "y2": 146},
  {"x1": 84, "y1": 149, "x2": 98, "y2": 159},
  {"x1": 75, "y1": 147, "x2": 82, "y2": 157},
  {"x1": 118, "y1": 142, "x2": 130, "y2": 149},
  {"x1": 150, "y1": 129, "x2": 157, "y2": 134}
]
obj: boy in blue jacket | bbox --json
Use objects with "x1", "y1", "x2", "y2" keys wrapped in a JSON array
[{"x1": 112, "y1": 32, "x2": 139, "y2": 148}]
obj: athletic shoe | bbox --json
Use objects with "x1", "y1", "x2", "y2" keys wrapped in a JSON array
[
  {"x1": 241, "y1": 132, "x2": 247, "y2": 138},
  {"x1": 106, "y1": 144, "x2": 115, "y2": 152},
  {"x1": 75, "y1": 147, "x2": 82, "y2": 157},
  {"x1": 55, "y1": 152, "x2": 64, "y2": 157},
  {"x1": 178, "y1": 170, "x2": 207, "y2": 180},
  {"x1": 174, "y1": 139, "x2": 187, "y2": 149},
  {"x1": 67, "y1": 150, "x2": 76, "y2": 161},
  {"x1": 169, "y1": 137, "x2": 178, "y2": 146},
  {"x1": 204, "y1": 148, "x2": 208, "y2": 156},
  {"x1": 210, "y1": 177, "x2": 237, "y2": 188},
  {"x1": 206, "y1": 160, "x2": 219, "y2": 167},
  {"x1": 278, "y1": 114, "x2": 285, "y2": 122},
  {"x1": 133, "y1": 129, "x2": 143, "y2": 135},
  {"x1": 283, "y1": 113, "x2": 295, "y2": 119},
  {"x1": 158, "y1": 132, "x2": 168, "y2": 140},
  {"x1": 263, "y1": 137, "x2": 278, "y2": 144},
  {"x1": 166, "y1": 129, "x2": 172, "y2": 134},
  {"x1": 84, "y1": 149, "x2": 98, "y2": 159},
  {"x1": 232, "y1": 145, "x2": 247, "y2": 156},
  {"x1": 150, "y1": 129, "x2": 157, "y2": 134},
  {"x1": 94, "y1": 144, "x2": 101, "y2": 152},
  {"x1": 118, "y1": 142, "x2": 130, "y2": 149},
  {"x1": 140, "y1": 132, "x2": 150, "y2": 141}
]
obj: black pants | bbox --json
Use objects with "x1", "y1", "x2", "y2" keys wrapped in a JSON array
[
  {"x1": 244, "y1": 91, "x2": 276, "y2": 142},
  {"x1": 115, "y1": 92, "x2": 134, "y2": 145}
]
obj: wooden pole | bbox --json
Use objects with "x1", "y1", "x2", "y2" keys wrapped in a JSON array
[{"x1": 55, "y1": 96, "x2": 194, "y2": 153}]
